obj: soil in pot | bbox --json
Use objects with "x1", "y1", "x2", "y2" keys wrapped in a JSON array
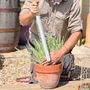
[{"x1": 35, "y1": 63, "x2": 62, "y2": 89}]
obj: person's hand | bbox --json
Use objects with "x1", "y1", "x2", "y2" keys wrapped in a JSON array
[
  {"x1": 26, "y1": 0, "x2": 39, "y2": 16},
  {"x1": 42, "y1": 51, "x2": 61, "y2": 66}
]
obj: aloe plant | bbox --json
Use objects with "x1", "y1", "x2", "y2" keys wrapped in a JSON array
[{"x1": 27, "y1": 36, "x2": 64, "y2": 64}]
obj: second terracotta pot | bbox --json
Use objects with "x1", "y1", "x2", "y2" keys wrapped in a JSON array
[{"x1": 35, "y1": 63, "x2": 62, "y2": 89}]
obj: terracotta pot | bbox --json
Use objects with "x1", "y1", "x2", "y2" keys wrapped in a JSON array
[
  {"x1": 35, "y1": 63, "x2": 62, "y2": 89},
  {"x1": 85, "y1": 13, "x2": 90, "y2": 47}
]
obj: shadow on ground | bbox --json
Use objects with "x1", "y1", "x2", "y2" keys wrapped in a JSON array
[
  {"x1": 57, "y1": 65, "x2": 90, "y2": 88},
  {"x1": 70, "y1": 65, "x2": 90, "y2": 80},
  {"x1": 0, "y1": 55, "x2": 5, "y2": 69}
]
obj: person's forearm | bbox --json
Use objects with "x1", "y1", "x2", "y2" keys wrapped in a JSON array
[
  {"x1": 19, "y1": 12, "x2": 34, "y2": 26},
  {"x1": 57, "y1": 31, "x2": 82, "y2": 57}
]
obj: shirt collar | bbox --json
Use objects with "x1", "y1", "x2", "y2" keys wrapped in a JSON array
[
  {"x1": 51, "y1": 0, "x2": 62, "y2": 5},
  {"x1": 50, "y1": 0, "x2": 67, "y2": 5}
]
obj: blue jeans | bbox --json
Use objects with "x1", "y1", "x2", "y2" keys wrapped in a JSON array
[{"x1": 60, "y1": 53, "x2": 74, "y2": 80}]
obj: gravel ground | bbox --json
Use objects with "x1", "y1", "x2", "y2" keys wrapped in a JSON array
[
  {"x1": 0, "y1": 45, "x2": 90, "y2": 86},
  {"x1": 72, "y1": 45, "x2": 90, "y2": 80},
  {"x1": 0, "y1": 48, "x2": 31, "y2": 86}
]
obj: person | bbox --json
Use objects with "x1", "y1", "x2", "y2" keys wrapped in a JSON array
[{"x1": 19, "y1": 0, "x2": 83, "y2": 83}]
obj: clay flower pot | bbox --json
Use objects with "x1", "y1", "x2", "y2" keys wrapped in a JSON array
[{"x1": 35, "y1": 63, "x2": 62, "y2": 89}]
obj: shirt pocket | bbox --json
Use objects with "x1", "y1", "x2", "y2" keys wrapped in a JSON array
[
  {"x1": 55, "y1": 11, "x2": 67, "y2": 20},
  {"x1": 40, "y1": 9, "x2": 49, "y2": 18},
  {"x1": 55, "y1": 12, "x2": 66, "y2": 29},
  {"x1": 40, "y1": 2, "x2": 50, "y2": 17},
  {"x1": 55, "y1": 12, "x2": 68, "y2": 36}
]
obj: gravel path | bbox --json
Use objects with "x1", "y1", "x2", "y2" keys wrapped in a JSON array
[{"x1": 0, "y1": 45, "x2": 90, "y2": 90}]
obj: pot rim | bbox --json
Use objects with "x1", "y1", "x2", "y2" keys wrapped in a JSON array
[{"x1": 35, "y1": 63, "x2": 62, "y2": 74}]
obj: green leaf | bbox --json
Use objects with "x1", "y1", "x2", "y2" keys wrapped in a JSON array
[{"x1": 26, "y1": 36, "x2": 64, "y2": 64}]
